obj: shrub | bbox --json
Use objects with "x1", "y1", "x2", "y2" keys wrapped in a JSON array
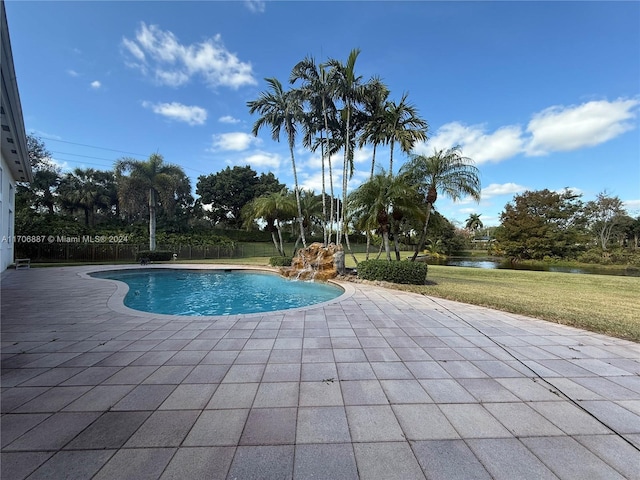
[
  {"x1": 269, "y1": 256, "x2": 293, "y2": 267},
  {"x1": 357, "y1": 260, "x2": 427, "y2": 285},
  {"x1": 136, "y1": 250, "x2": 174, "y2": 262}
]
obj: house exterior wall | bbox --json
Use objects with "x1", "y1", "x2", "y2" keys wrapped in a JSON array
[
  {"x1": 1, "y1": 152, "x2": 16, "y2": 271},
  {"x1": 1, "y1": 0, "x2": 32, "y2": 271}
]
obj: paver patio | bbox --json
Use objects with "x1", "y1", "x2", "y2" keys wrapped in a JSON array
[{"x1": 1, "y1": 264, "x2": 639, "y2": 479}]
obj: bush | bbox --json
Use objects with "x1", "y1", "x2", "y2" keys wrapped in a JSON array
[
  {"x1": 357, "y1": 260, "x2": 427, "y2": 285},
  {"x1": 136, "y1": 250, "x2": 174, "y2": 262},
  {"x1": 269, "y1": 256, "x2": 293, "y2": 267}
]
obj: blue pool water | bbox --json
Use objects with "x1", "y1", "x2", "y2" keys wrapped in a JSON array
[{"x1": 90, "y1": 269, "x2": 343, "y2": 316}]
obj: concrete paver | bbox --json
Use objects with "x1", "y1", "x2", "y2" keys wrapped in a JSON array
[{"x1": 1, "y1": 264, "x2": 639, "y2": 479}]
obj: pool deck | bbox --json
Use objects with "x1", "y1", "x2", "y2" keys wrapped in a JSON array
[{"x1": 1, "y1": 265, "x2": 639, "y2": 479}]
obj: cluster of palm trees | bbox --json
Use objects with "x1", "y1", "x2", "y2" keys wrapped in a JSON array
[{"x1": 247, "y1": 49, "x2": 481, "y2": 262}]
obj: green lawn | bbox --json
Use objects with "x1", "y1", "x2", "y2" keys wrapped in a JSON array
[{"x1": 388, "y1": 265, "x2": 640, "y2": 343}]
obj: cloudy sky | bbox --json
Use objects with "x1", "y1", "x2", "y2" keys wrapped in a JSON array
[{"x1": 6, "y1": 1, "x2": 639, "y2": 226}]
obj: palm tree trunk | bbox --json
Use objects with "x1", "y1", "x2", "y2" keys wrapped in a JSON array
[
  {"x1": 370, "y1": 143, "x2": 378, "y2": 179},
  {"x1": 411, "y1": 205, "x2": 432, "y2": 261},
  {"x1": 365, "y1": 231, "x2": 371, "y2": 260},
  {"x1": 149, "y1": 188, "x2": 157, "y2": 251},
  {"x1": 289, "y1": 145, "x2": 307, "y2": 249},
  {"x1": 389, "y1": 140, "x2": 395, "y2": 176},
  {"x1": 383, "y1": 231, "x2": 391, "y2": 261},
  {"x1": 276, "y1": 220, "x2": 286, "y2": 256},
  {"x1": 320, "y1": 131, "x2": 328, "y2": 246}
]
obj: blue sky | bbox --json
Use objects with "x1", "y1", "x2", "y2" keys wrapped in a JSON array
[{"x1": 6, "y1": 1, "x2": 639, "y2": 226}]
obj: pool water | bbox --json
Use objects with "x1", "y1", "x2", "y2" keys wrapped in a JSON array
[{"x1": 90, "y1": 269, "x2": 344, "y2": 316}]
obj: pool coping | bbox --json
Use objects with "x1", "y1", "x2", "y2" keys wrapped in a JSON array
[{"x1": 80, "y1": 263, "x2": 356, "y2": 321}]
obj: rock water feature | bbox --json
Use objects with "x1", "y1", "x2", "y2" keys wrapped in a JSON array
[{"x1": 280, "y1": 242, "x2": 344, "y2": 281}]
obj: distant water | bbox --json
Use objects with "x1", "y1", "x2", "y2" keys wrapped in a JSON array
[{"x1": 425, "y1": 258, "x2": 639, "y2": 277}]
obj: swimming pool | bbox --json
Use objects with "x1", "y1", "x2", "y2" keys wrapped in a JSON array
[{"x1": 90, "y1": 268, "x2": 344, "y2": 316}]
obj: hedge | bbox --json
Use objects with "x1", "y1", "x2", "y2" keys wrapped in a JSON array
[
  {"x1": 269, "y1": 256, "x2": 293, "y2": 267},
  {"x1": 357, "y1": 260, "x2": 427, "y2": 285}
]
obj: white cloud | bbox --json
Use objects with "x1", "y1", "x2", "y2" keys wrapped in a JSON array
[
  {"x1": 67, "y1": 69, "x2": 79, "y2": 77},
  {"x1": 219, "y1": 115, "x2": 240, "y2": 124},
  {"x1": 211, "y1": 132, "x2": 260, "y2": 151},
  {"x1": 122, "y1": 23, "x2": 257, "y2": 89},
  {"x1": 417, "y1": 98, "x2": 638, "y2": 164},
  {"x1": 245, "y1": 0, "x2": 266, "y2": 13},
  {"x1": 240, "y1": 151, "x2": 281, "y2": 170},
  {"x1": 481, "y1": 182, "x2": 529, "y2": 199},
  {"x1": 525, "y1": 98, "x2": 639, "y2": 155},
  {"x1": 90, "y1": 80, "x2": 101, "y2": 89},
  {"x1": 142, "y1": 101, "x2": 207, "y2": 125},
  {"x1": 623, "y1": 199, "x2": 640, "y2": 213}
]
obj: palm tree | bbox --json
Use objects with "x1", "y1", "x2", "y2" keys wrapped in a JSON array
[
  {"x1": 243, "y1": 189, "x2": 295, "y2": 256},
  {"x1": 384, "y1": 93, "x2": 428, "y2": 175},
  {"x1": 248, "y1": 77, "x2": 307, "y2": 248},
  {"x1": 325, "y1": 49, "x2": 367, "y2": 254},
  {"x1": 290, "y1": 57, "x2": 337, "y2": 245},
  {"x1": 58, "y1": 168, "x2": 111, "y2": 227},
  {"x1": 358, "y1": 77, "x2": 390, "y2": 179},
  {"x1": 348, "y1": 171, "x2": 421, "y2": 261},
  {"x1": 115, "y1": 153, "x2": 188, "y2": 251},
  {"x1": 465, "y1": 213, "x2": 484, "y2": 234},
  {"x1": 400, "y1": 146, "x2": 481, "y2": 261}
]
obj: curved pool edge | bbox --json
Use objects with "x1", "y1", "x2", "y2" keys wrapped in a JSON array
[{"x1": 80, "y1": 263, "x2": 356, "y2": 320}]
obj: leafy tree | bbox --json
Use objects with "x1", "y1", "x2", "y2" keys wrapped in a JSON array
[
  {"x1": 115, "y1": 154, "x2": 190, "y2": 251},
  {"x1": 248, "y1": 77, "x2": 307, "y2": 248},
  {"x1": 383, "y1": 93, "x2": 428, "y2": 174},
  {"x1": 401, "y1": 146, "x2": 481, "y2": 261},
  {"x1": 465, "y1": 213, "x2": 484, "y2": 235},
  {"x1": 242, "y1": 189, "x2": 296, "y2": 256},
  {"x1": 18, "y1": 134, "x2": 60, "y2": 215},
  {"x1": 290, "y1": 56, "x2": 338, "y2": 244},
  {"x1": 583, "y1": 191, "x2": 627, "y2": 250},
  {"x1": 496, "y1": 188, "x2": 587, "y2": 260},
  {"x1": 57, "y1": 168, "x2": 116, "y2": 227},
  {"x1": 348, "y1": 171, "x2": 421, "y2": 261},
  {"x1": 196, "y1": 166, "x2": 284, "y2": 228}
]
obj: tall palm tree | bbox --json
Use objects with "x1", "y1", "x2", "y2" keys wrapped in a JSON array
[
  {"x1": 348, "y1": 171, "x2": 422, "y2": 261},
  {"x1": 384, "y1": 93, "x2": 428, "y2": 175},
  {"x1": 243, "y1": 188, "x2": 295, "y2": 256},
  {"x1": 58, "y1": 168, "x2": 111, "y2": 227},
  {"x1": 401, "y1": 146, "x2": 481, "y2": 261},
  {"x1": 290, "y1": 57, "x2": 336, "y2": 245},
  {"x1": 358, "y1": 77, "x2": 390, "y2": 179},
  {"x1": 248, "y1": 77, "x2": 307, "y2": 248},
  {"x1": 325, "y1": 48, "x2": 367, "y2": 253},
  {"x1": 115, "y1": 153, "x2": 187, "y2": 251}
]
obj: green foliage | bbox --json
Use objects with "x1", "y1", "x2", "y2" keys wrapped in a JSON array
[
  {"x1": 496, "y1": 189, "x2": 587, "y2": 261},
  {"x1": 197, "y1": 166, "x2": 285, "y2": 229},
  {"x1": 269, "y1": 256, "x2": 293, "y2": 267},
  {"x1": 136, "y1": 250, "x2": 174, "y2": 261},
  {"x1": 357, "y1": 259, "x2": 427, "y2": 285}
]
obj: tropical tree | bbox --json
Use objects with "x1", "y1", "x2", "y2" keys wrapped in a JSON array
[
  {"x1": 348, "y1": 171, "x2": 421, "y2": 261},
  {"x1": 384, "y1": 93, "x2": 428, "y2": 174},
  {"x1": 465, "y1": 213, "x2": 484, "y2": 235},
  {"x1": 401, "y1": 146, "x2": 481, "y2": 261},
  {"x1": 242, "y1": 188, "x2": 296, "y2": 256},
  {"x1": 290, "y1": 56, "x2": 337, "y2": 245},
  {"x1": 58, "y1": 168, "x2": 114, "y2": 227},
  {"x1": 115, "y1": 153, "x2": 189, "y2": 251},
  {"x1": 357, "y1": 77, "x2": 390, "y2": 179},
  {"x1": 196, "y1": 165, "x2": 284, "y2": 228},
  {"x1": 325, "y1": 48, "x2": 368, "y2": 254},
  {"x1": 248, "y1": 77, "x2": 307, "y2": 248}
]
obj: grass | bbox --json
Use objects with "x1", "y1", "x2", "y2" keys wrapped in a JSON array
[
  {"x1": 28, "y1": 253, "x2": 640, "y2": 342},
  {"x1": 386, "y1": 265, "x2": 640, "y2": 343}
]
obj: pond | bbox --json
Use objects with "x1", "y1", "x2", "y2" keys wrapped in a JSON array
[{"x1": 425, "y1": 257, "x2": 640, "y2": 277}]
